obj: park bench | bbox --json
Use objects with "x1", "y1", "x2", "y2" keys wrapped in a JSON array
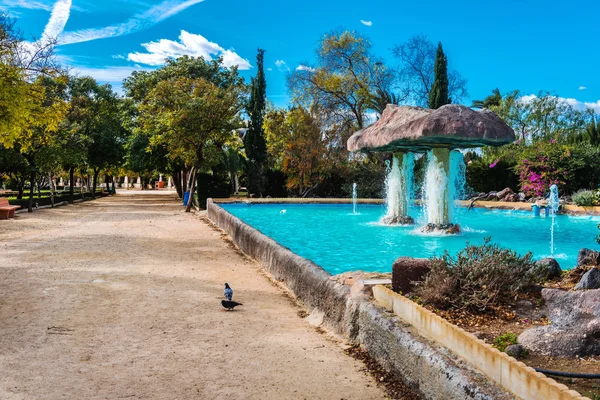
[{"x1": 0, "y1": 198, "x2": 20, "y2": 220}]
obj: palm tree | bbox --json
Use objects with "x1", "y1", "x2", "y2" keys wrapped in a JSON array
[{"x1": 472, "y1": 88, "x2": 502, "y2": 109}]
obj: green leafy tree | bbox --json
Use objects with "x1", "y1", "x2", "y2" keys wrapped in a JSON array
[
  {"x1": 244, "y1": 49, "x2": 268, "y2": 197},
  {"x1": 428, "y1": 42, "x2": 450, "y2": 109},
  {"x1": 139, "y1": 70, "x2": 245, "y2": 211},
  {"x1": 287, "y1": 30, "x2": 391, "y2": 130},
  {"x1": 472, "y1": 88, "x2": 502, "y2": 109}
]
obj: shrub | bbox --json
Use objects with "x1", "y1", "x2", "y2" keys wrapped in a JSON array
[
  {"x1": 493, "y1": 333, "x2": 518, "y2": 352},
  {"x1": 417, "y1": 238, "x2": 547, "y2": 312},
  {"x1": 466, "y1": 159, "x2": 519, "y2": 194},
  {"x1": 573, "y1": 189, "x2": 597, "y2": 206}
]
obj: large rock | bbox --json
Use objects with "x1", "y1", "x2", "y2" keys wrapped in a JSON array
[
  {"x1": 574, "y1": 268, "x2": 600, "y2": 290},
  {"x1": 347, "y1": 104, "x2": 515, "y2": 153},
  {"x1": 535, "y1": 257, "x2": 562, "y2": 280},
  {"x1": 518, "y1": 288, "x2": 600, "y2": 357},
  {"x1": 392, "y1": 257, "x2": 431, "y2": 294},
  {"x1": 577, "y1": 248, "x2": 600, "y2": 266},
  {"x1": 495, "y1": 187, "x2": 514, "y2": 200}
]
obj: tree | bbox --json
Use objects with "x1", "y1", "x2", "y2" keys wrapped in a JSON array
[
  {"x1": 288, "y1": 30, "x2": 392, "y2": 130},
  {"x1": 138, "y1": 68, "x2": 245, "y2": 211},
  {"x1": 429, "y1": 42, "x2": 450, "y2": 109},
  {"x1": 392, "y1": 34, "x2": 467, "y2": 107},
  {"x1": 244, "y1": 49, "x2": 268, "y2": 197},
  {"x1": 472, "y1": 88, "x2": 502, "y2": 109},
  {"x1": 0, "y1": 13, "x2": 63, "y2": 149}
]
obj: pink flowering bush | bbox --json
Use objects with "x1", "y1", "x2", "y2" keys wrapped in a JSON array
[
  {"x1": 516, "y1": 140, "x2": 600, "y2": 197},
  {"x1": 516, "y1": 141, "x2": 569, "y2": 197}
]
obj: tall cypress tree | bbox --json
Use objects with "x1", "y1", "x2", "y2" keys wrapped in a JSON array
[
  {"x1": 429, "y1": 42, "x2": 450, "y2": 109},
  {"x1": 244, "y1": 48, "x2": 268, "y2": 197}
]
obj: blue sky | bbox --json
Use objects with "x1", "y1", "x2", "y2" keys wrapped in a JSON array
[{"x1": 2, "y1": 0, "x2": 599, "y2": 112}]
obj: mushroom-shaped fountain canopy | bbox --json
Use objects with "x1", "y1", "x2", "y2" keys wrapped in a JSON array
[{"x1": 348, "y1": 104, "x2": 515, "y2": 152}]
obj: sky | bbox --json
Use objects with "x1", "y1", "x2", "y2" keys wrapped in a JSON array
[{"x1": 2, "y1": 0, "x2": 599, "y2": 112}]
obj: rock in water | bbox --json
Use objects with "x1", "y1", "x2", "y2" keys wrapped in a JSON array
[
  {"x1": 574, "y1": 268, "x2": 600, "y2": 290},
  {"x1": 392, "y1": 257, "x2": 431, "y2": 294},
  {"x1": 577, "y1": 248, "x2": 600, "y2": 267},
  {"x1": 518, "y1": 288, "x2": 600, "y2": 357},
  {"x1": 535, "y1": 257, "x2": 562, "y2": 280}
]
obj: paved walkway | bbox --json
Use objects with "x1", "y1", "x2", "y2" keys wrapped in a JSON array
[{"x1": 0, "y1": 194, "x2": 385, "y2": 399}]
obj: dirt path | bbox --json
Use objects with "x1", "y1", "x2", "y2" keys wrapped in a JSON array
[{"x1": 0, "y1": 193, "x2": 385, "y2": 400}]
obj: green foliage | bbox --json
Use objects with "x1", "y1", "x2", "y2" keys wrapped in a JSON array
[
  {"x1": 466, "y1": 159, "x2": 518, "y2": 193},
  {"x1": 418, "y1": 238, "x2": 547, "y2": 312},
  {"x1": 287, "y1": 30, "x2": 391, "y2": 129},
  {"x1": 493, "y1": 333, "x2": 518, "y2": 352},
  {"x1": 245, "y1": 49, "x2": 268, "y2": 196},
  {"x1": 516, "y1": 140, "x2": 600, "y2": 196},
  {"x1": 573, "y1": 189, "x2": 598, "y2": 206},
  {"x1": 428, "y1": 42, "x2": 450, "y2": 109}
]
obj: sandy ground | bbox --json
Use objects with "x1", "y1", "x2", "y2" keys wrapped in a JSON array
[{"x1": 0, "y1": 193, "x2": 386, "y2": 400}]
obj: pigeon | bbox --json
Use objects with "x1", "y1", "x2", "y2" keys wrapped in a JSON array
[
  {"x1": 224, "y1": 283, "x2": 233, "y2": 301},
  {"x1": 221, "y1": 300, "x2": 243, "y2": 311}
]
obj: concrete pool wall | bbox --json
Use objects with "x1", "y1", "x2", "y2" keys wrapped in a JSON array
[{"x1": 207, "y1": 199, "x2": 518, "y2": 400}]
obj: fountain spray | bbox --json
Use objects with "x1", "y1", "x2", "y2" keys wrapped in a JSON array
[
  {"x1": 352, "y1": 182, "x2": 358, "y2": 214},
  {"x1": 548, "y1": 184, "x2": 560, "y2": 257}
]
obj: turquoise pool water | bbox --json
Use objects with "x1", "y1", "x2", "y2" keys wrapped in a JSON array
[{"x1": 221, "y1": 203, "x2": 600, "y2": 275}]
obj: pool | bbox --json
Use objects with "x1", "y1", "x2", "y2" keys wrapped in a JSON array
[{"x1": 220, "y1": 203, "x2": 600, "y2": 275}]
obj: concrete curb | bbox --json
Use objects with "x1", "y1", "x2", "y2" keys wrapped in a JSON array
[
  {"x1": 372, "y1": 286, "x2": 590, "y2": 400},
  {"x1": 207, "y1": 199, "x2": 514, "y2": 400}
]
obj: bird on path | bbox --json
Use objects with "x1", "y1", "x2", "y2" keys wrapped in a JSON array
[
  {"x1": 224, "y1": 283, "x2": 233, "y2": 301},
  {"x1": 221, "y1": 300, "x2": 243, "y2": 311}
]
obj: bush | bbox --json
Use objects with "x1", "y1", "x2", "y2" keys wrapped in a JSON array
[
  {"x1": 466, "y1": 159, "x2": 519, "y2": 193},
  {"x1": 572, "y1": 189, "x2": 597, "y2": 206},
  {"x1": 493, "y1": 333, "x2": 518, "y2": 352},
  {"x1": 417, "y1": 238, "x2": 547, "y2": 312}
]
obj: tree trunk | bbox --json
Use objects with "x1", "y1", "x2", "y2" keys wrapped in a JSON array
[
  {"x1": 28, "y1": 169, "x2": 35, "y2": 213},
  {"x1": 185, "y1": 167, "x2": 197, "y2": 213},
  {"x1": 111, "y1": 176, "x2": 116, "y2": 194},
  {"x1": 104, "y1": 174, "x2": 110, "y2": 194},
  {"x1": 182, "y1": 169, "x2": 187, "y2": 196},
  {"x1": 234, "y1": 173, "x2": 239, "y2": 194},
  {"x1": 173, "y1": 171, "x2": 183, "y2": 198},
  {"x1": 17, "y1": 183, "x2": 24, "y2": 200},
  {"x1": 92, "y1": 169, "x2": 99, "y2": 199},
  {"x1": 69, "y1": 167, "x2": 74, "y2": 204},
  {"x1": 49, "y1": 173, "x2": 55, "y2": 207}
]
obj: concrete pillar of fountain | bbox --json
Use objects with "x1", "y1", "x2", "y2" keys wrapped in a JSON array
[{"x1": 424, "y1": 147, "x2": 459, "y2": 233}]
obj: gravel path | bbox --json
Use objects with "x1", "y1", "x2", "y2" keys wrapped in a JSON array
[{"x1": 0, "y1": 193, "x2": 385, "y2": 400}]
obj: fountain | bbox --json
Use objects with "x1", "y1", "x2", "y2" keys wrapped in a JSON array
[
  {"x1": 348, "y1": 104, "x2": 515, "y2": 233},
  {"x1": 548, "y1": 184, "x2": 560, "y2": 256},
  {"x1": 382, "y1": 153, "x2": 415, "y2": 224},
  {"x1": 352, "y1": 182, "x2": 358, "y2": 214}
]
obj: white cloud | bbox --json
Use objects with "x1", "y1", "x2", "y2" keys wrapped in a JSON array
[
  {"x1": 59, "y1": 0, "x2": 205, "y2": 45},
  {"x1": 519, "y1": 94, "x2": 600, "y2": 114},
  {"x1": 41, "y1": 0, "x2": 71, "y2": 42},
  {"x1": 275, "y1": 59, "x2": 290, "y2": 71},
  {"x1": 360, "y1": 20, "x2": 373, "y2": 26},
  {"x1": 296, "y1": 64, "x2": 315, "y2": 72},
  {"x1": 127, "y1": 30, "x2": 252, "y2": 70},
  {"x1": 579, "y1": 86, "x2": 587, "y2": 90},
  {"x1": 71, "y1": 65, "x2": 149, "y2": 82},
  {"x1": 0, "y1": 0, "x2": 52, "y2": 11},
  {"x1": 112, "y1": 54, "x2": 126, "y2": 60},
  {"x1": 267, "y1": 67, "x2": 273, "y2": 71}
]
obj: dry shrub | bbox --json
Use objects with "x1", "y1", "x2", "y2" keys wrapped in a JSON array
[{"x1": 418, "y1": 238, "x2": 547, "y2": 312}]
